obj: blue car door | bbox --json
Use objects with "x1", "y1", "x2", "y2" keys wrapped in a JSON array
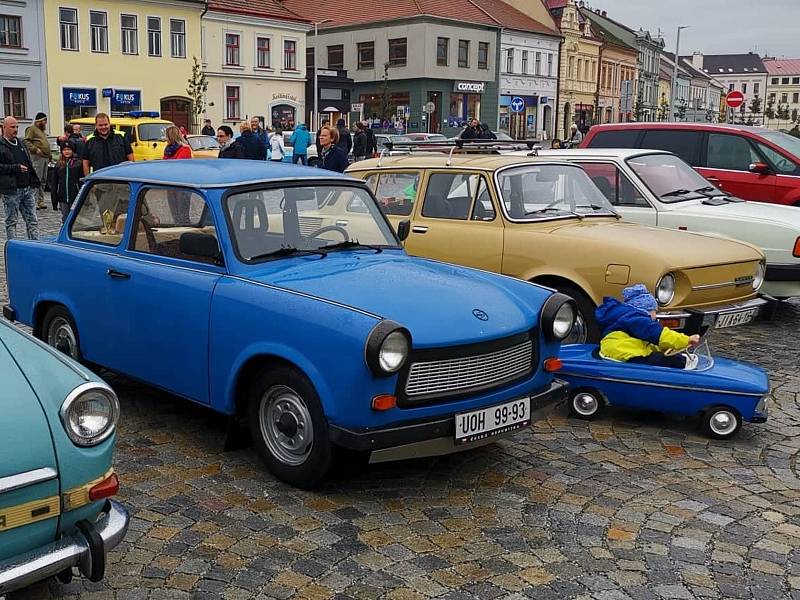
[{"x1": 107, "y1": 186, "x2": 224, "y2": 404}]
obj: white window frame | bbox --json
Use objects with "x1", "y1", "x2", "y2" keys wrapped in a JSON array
[
  {"x1": 147, "y1": 16, "x2": 162, "y2": 57},
  {"x1": 225, "y1": 84, "x2": 241, "y2": 121},
  {"x1": 59, "y1": 6, "x2": 79, "y2": 51},
  {"x1": 505, "y1": 48, "x2": 513, "y2": 74},
  {"x1": 224, "y1": 31, "x2": 241, "y2": 66},
  {"x1": 89, "y1": 11, "x2": 108, "y2": 53},
  {"x1": 547, "y1": 53, "x2": 553, "y2": 77},
  {"x1": 283, "y1": 37, "x2": 298, "y2": 71},
  {"x1": 120, "y1": 13, "x2": 138, "y2": 55},
  {"x1": 170, "y1": 18, "x2": 186, "y2": 58},
  {"x1": 255, "y1": 34, "x2": 272, "y2": 69},
  {"x1": 535, "y1": 51, "x2": 541, "y2": 76},
  {"x1": 521, "y1": 50, "x2": 528, "y2": 74}
]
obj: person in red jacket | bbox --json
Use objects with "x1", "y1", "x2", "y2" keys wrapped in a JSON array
[{"x1": 163, "y1": 126, "x2": 192, "y2": 160}]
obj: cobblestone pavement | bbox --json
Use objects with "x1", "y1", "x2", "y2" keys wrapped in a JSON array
[{"x1": 4, "y1": 206, "x2": 800, "y2": 600}]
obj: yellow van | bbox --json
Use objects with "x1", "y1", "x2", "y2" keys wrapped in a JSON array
[{"x1": 70, "y1": 111, "x2": 175, "y2": 161}]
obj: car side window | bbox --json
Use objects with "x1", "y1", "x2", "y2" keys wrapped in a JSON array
[
  {"x1": 706, "y1": 133, "x2": 760, "y2": 172},
  {"x1": 364, "y1": 174, "x2": 379, "y2": 191},
  {"x1": 470, "y1": 178, "x2": 496, "y2": 221},
  {"x1": 585, "y1": 129, "x2": 640, "y2": 148},
  {"x1": 422, "y1": 173, "x2": 478, "y2": 220},
  {"x1": 578, "y1": 162, "x2": 649, "y2": 208},
  {"x1": 69, "y1": 182, "x2": 130, "y2": 246},
  {"x1": 756, "y1": 143, "x2": 799, "y2": 175},
  {"x1": 373, "y1": 172, "x2": 420, "y2": 216},
  {"x1": 640, "y1": 130, "x2": 702, "y2": 165},
  {"x1": 130, "y1": 187, "x2": 221, "y2": 266}
]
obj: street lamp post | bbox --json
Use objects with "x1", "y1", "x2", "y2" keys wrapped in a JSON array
[
  {"x1": 313, "y1": 19, "x2": 333, "y2": 131},
  {"x1": 669, "y1": 25, "x2": 689, "y2": 122}
]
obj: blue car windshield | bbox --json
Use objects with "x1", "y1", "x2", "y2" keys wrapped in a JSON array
[{"x1": 225, "y1": 185, "x2": 400, "y2": 262}]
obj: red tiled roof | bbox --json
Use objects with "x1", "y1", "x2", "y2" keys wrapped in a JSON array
[
  {"x1": 545, "y1": 0, "x2": 567, "y2": 8},
  {"x1": 207, "y1": 0, "x2": 310, "y2": 23},
  {"x1": 763, "y1": 59, "x2": 800, "y2": 76}
]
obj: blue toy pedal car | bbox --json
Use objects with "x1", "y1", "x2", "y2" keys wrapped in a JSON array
[{"x1": 558, "y1": 341, "x2": 769, "y2": 439}]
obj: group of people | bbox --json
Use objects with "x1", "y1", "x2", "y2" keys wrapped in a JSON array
[{"x1": 459, "y1": 119, "x2": 497, "y2": 140}]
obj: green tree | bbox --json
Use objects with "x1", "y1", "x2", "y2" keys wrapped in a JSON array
[
  {"x1": 764, "y1": 96, "x2": 776, "y2": 125},
  {"x1": 778, "y1": 103, "x2": 791, "y2": 121},
  {"x1": 186, "y1": 56, "x2": 208, "y2": 134},
  {"x1": 748, "y1": 96, "x2": 762, "y2": 124},
  {"x1": 378, "y1": 62, "x2": 396, "y2": 125}
]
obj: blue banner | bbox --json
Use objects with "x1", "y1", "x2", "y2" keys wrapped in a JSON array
[
  {"x1": 112, "y1": 90, "x2": 141, "y2": 107},
  {"x1": 62, "y1": 88, "x2": 97, "y2": 107}
]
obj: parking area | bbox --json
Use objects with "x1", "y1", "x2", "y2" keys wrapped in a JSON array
[{"x1": 4, "y1": 208, "x2": 800, "y2": 600}]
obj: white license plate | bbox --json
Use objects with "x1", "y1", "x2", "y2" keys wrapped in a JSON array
[
  {"x1": 716, "y1": 308, "x2": 758, "y2": 329},
  {"x1": 455, "y1": 397, "x2": 530, "y2": 444}
]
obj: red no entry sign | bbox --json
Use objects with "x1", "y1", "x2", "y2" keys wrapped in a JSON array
[{"x1": 726, "y1": 91, "x2": 745, "y2": 109}]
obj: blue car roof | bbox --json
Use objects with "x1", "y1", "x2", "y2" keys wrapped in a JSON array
[{"x1": 87, "y1": 159, "x2": 351, "y2": 188}]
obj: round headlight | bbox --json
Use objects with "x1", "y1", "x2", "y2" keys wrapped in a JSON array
[
  {"x1": 753, "y1": 262, "x2": 765, "y2": 290},
  {"x1": 552, "y1": 302, "x2": 576, "y2": 340},
  {"x1": 60, "y1": 383, "x2": 120, "y2": 447},
  {"x1": 379, "y1": 331, "x2": 409, "y2": 373},
  {"x1": 655, "y1": 273, "x2": 675, "y2": 305}
]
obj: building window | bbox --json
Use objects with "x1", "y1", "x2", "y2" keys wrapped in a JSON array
[
  {"x1": 771, "y1": 78, "x2": 779, "y2": 84},
  {"x1": 357, "y1": 41, "x2": 374, "y2": 70},
  {"x1": 505, "y1": 49, "x2": 513, "y2": 73},
  {"x1": 89, "y1": 11, "x2": 108, "y2": 53},
  {"x1": 121, "y1": 14, "x2": 138, "y2": 55},
  {"x1": 535, "y1": 51, "x2": 541, "y2": 76},
  {"x1": 388, "y1": 38, "x2": 406, "y2": 67},
  {"x1": 327, "y1": 44, "x2": 343, "y2": 70},
  {"x1": 793, "y1": 77, "x2": 800, "y2": 85},
  {"x1": 781, "y1": 93, "x2": 788, "y2": 103},
  {"x1": 569, "y1": 56, "x2": 575, "y2": 78},
  {"x1": 458, "y1": 39, "x2": 469, "y2": 68},
  {"x1": 3, "y1": 87, "x2": 26, "y2": 118},
  {"x1": 741, "y1": 83, "x2": 747, "y2": 94},
  {"x1": 147, "y1": 17, "x2": 161, "y2": 56},
  {"x1": 59, "y1": 7, "x2": 78, "y2": 51},
  {"x1": 257, "y1": 36, "x2": 270, "y2": 68},
  {"x1": 793, "y1": 93, "x2": 799, "y2": 104},
  {"x1": 283, "y1": 39, "x2": 297, "y2": 70},
  {"x1": 478, "y1": 42, "x2": 489, "y2": 69},
  {"x1": 547, "y1": 53, "x2": 553, "y2": 77},
  {"x1": 729, "y1": 83, "x2": 735, "y2": 92},
  {"x1": 0, "y1": 14, "x2": 22, "y2": 48},
  {"x1": 521, "y1": 51, "x2": 528, "y2": 74},
  {"x1": 436, "y1": 37, "x2": 448, "y2": 66},
  {"x1": 225, "y1": 85, "x2": 240, "y2": 120},
  {"x1": 782, "y1": 78, "x2": 790, "y2": 85},
  {"x1": 225, "y1": 33, "x2": 240, "y2": 66},
  {"x1": 170, "y1": 19, "x2": 186, "y2": 58},
  {"x1": 754, "y1": 83, "x2": 759, "y2": 96}
]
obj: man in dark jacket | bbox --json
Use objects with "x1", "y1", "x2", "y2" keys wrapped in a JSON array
[
  {"x1": 201, "y1": 119, "x2": 215, "y2": 136},
  {"x1": 459, "y1": 119, "x2": 479, "y2": 140},
  {"x1": 237, "y1": 124, "x2": 267, "y2": 160},
  {"x1": 216, "y1": 126, "x2": 245, "y2": 159},
  {"x1": 1, "y1": 116, "x2": 39, "y2": 239},
  {"x1": 335, "y1": 118, "x2": 352, "y2": 155},
  {"x1": 352, "y1": 122, "x2": 368, "y2": 161},
  {"x1": 364, "y1": 125, "x2": 377, "y2": 157},
  {"x1": 83, "y1": 113, "x2": 134, "y2": 176}
]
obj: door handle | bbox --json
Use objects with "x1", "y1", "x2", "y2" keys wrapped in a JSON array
[
  {"x1": 412, "y1": 225, "x2": 428, "y2": 234},
  {"x1": 106, "y1": 269, "x2": 131, "y2": 280}
]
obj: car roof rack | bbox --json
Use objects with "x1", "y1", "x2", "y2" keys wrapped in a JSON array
[{"x1": 383, "y1": 139, "x2": 543, "y2": 165}]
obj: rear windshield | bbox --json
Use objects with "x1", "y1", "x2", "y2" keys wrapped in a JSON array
[
  {"x1": 585, "y1": 129, "x2": 640, "y2": 148},
  {"x1": 759, "y1": 130, "x2": 800, "y2": 159}
]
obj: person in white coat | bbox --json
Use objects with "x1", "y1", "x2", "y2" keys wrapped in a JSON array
[{"x1": 269, "y1": 128, "x2": 285, "y2": 163}]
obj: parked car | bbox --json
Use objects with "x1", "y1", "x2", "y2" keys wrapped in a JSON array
[
  {"x1": 281, "y1": 131, "x2": 319, "y2": 166},
  {"x1": 405, "y1": 133, "x2": 448, "y2": 142},
  {"x1": 71, "y1": 111, "x2": 174, "y2": 162},
  {"x1": 346, "y1": 154, "x2": 767, "y2": 344},
  {"x1": 521, "y1": 148, "x2": 800, "y2": 300},
  {"x1": 0, "y1": 318, "x2": 128, "y2": 594},
  {"x1": 186, "y1": 134, "x2": 220, "y2": 158},
  {"x1": 375, "y1": 134, "x2": 413, "y2": 151},
  {"x1": 581, "y1": 123, "x2": 800, "y2": 207},
  {"x1": 4, "y1": 160, "x2": 576, "y2": 488}
]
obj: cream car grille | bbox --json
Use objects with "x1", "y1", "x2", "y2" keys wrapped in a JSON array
[{"x1": 298, "y1": 216, "x2": 323, "y2": 236}]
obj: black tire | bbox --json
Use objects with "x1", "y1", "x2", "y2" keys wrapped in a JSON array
[
  {"x1": 41, "y1": 305, "x2": 83, "y2": 362},
  {"x1": 553, "y1": 284, "x2": 600, "y2": 344},
  {"x1": 568, "y1": 388, "x2": 603, "y2": 420},
  {"x1": 247, "y1": 366, "x2": 333, "y2": 489},
  {"x1": 702, "y1": 406, "x2": 741, "y2": 440}
]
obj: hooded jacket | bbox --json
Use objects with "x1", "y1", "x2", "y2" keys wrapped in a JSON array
[
  {"x1": 335, "y1": 119, "x2": 352, "y2": 154},
  {"x1": 289, "y1": 125, "x2": 311, "y2": 155},
  {"x1": 237, "y1": 129, "x2": 267, "y2": 161},
  {"x1": 0, "y1": 135, "x2": 39, "y2": 194},
  {"x1": 595, "y1": 297, "x2": 690, "y2": 361}
]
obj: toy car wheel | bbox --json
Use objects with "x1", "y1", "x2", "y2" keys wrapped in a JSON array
[
  {"x1": 248, "y1": 366, "x2": 332, "y2": 489},
  {"x1": 554, "y1": 284, "x2": 600, "y2": 344},
  {"x1": 703, "y1": 406, "x2": 741, "y2": 440},
  {"x1": 42, "y1": 306, "x2": 83, "y2": 362},
  {"x1": 569, "y1": 390, "x2": 602, "y2": 420}
]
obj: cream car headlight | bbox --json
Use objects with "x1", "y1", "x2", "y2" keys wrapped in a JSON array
[
  {"x1": 656, "y1": 273, "x2": 675, "y2": 305},
  {"x1": 60, "y1": 383, "x2": 120, "y2": 446},
  {"x1": 753, "y1": 262, "x2": 765, "y2": 291}
]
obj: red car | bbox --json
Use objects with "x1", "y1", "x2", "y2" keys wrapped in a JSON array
[{"x1": 581, "y1": 123, "x2": 800, "y2": 206}]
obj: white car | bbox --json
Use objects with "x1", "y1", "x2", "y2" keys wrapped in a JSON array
[
  {"x1": 281, "y1": 130, "x2": 319, "y2": 167},
  {"x1": 510, "y1": 148, "x2": 800, "y2": 300}
]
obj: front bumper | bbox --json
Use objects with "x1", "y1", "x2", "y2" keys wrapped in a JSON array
[
  {"x1": 0, "y1": 500, "x2": 129, "y2": 594},
  {"x1": 329, "y1": 379, "x2": 568, "y2": 453},
  {"x1": 765, "y1": 263, "x2": 800, "y2": 282},
  {"x1": 751, "y1": 395, "x2": 769, "y2": 424},
  {"x1": 657, "y1": 297, "x2": 768, "y2": 335}
]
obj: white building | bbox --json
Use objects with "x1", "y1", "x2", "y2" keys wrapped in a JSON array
[{"x1": 691, "y1": 52, "x2": 767, "y2": 124}]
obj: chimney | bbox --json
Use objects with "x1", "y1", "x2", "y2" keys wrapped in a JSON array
[
  {"x1": 601, "y1": 10, "x2": 606, "y2": 16},
  {"x1": 692, "y1": 52, "x2": 703, "y2": 70}
]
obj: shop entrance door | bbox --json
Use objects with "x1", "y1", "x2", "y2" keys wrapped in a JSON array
[{"x1": 509, "y1": 113, "x2": 527, "y2": 139}]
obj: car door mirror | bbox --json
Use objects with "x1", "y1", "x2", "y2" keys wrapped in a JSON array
[
  {"x1": 396, "y1": 219, "x2": 411, "y2": 242},
  {"x1": 749, "y1": 162, "x2": 771, "y2": 175}
]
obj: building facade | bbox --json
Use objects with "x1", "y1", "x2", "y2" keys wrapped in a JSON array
[
  {"x1": 691, "y1": 53, "x2": 767, "y2": 124},
  {"x1": 0, "y1": 0, "x2": 48, "y2": 130},
  {"x1": 634, "y1": 29, "x2": 664, "y2": 121},
  {"x1": 43, "y1": 0, "x2": 204, "y2": 130},
  {"x1": 202, "y1": 3, "x2": 310, "y2": 131},
  {"x1": 763, "y1": 59, "x2": 800, "y2": 130}
]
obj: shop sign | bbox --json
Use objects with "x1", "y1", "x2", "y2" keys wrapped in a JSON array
[
  {"x1": 351, "y1": 103, "x2": 364, "y2": 112},
  {"x1": 63, "y1": 88, "x2": 97, "y2": 107},
  {"x1": 510, "y1": 97, "x2": 525, "y2": 113},
  {"x1": 113, "y1": 90, "x2": 141, "y2": 106},
  {"x1": 317, "y1": 69, "x2": 338, "y2": 77},
  {"x1": 453, "y1": 81, "x2": 486, "y2": 94},
  {"x1": 272, "y1": 93, "x2": 298, "y2": 102}
]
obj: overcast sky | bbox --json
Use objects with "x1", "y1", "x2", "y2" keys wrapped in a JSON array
[{"x1": 588, "y1": 0, "x2": 797, "y2": 58}]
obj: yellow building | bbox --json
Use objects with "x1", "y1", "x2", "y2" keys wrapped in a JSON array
[{"x1": 43, "y1": 1, "x2": 204, "y2": 131}]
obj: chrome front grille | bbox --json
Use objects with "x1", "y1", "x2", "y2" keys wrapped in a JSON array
[
  {"x1": 404, "y1": 339, "x2": 533, "y2": 399},
  {"x1": 299, "y1": 216, "x2": 323, "y2": 236}
]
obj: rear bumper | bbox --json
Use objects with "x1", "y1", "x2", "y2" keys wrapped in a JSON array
[
  {"x1": 0, "y1": 500, "x2": 129, "y2": 594},
  {"x1": 2, "y1": 304, "x2": 16, "y2": 322},
  {"x1": 329, "y1": 379, "x2": 568, "y2": 453},
  {"x1": 657, "y1": 297, "x2": 768, "y2": 335}
]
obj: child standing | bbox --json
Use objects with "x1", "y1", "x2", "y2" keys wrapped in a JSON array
[
  {"x1": 595, "y1": 284, "x2": 700, "y2": 369},
  {"x1": 49, "y1": 140, "x2": 83, "y2": 223}
]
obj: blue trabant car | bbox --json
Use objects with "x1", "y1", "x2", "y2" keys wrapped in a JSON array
[
  {"x1": 4, "y1": 160, "x2": 576, "y2": 488},
  {"x1": 0, "y1": 318, "x2": 127, "y2": 594}
]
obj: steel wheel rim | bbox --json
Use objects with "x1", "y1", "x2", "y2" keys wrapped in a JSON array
[
  {"x1": 709, "y1": 410, "x2": 737, "y2": 436},
  {"x1": 563, "y1": 311, "x2": 588, "y2": 345},
  {"x1": 573, "y1": 393, "x2": 599, "y2": 416},
  {"x1": 259, "y1": 385, "x2": 314, "y2": 466},
  {"x1": 47, "y1": 317, "x2": 78, "y2": 359}
]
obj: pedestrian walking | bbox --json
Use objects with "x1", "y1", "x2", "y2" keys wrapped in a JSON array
[
  {"x1": 237, "y1": 122, "x2": 267, "y2": 160},
  {"x1": 363, "y1": 124, "x2": 377, "y2": 158},
  {"x1": 23, "y1": 112, "x2": 50, "y2": 210},
  {"x1": 201, "y1": 119, "x2": 215, "y2": 136},
  {"x1": 83, "y1": 113, "x2": 134, "y2": 176},
  {"x1": 352, "y1": 122, "x2": 368, "y2": 162},
  {"x1": 289, "y1": 124, "x2": 311, "y2": 165},
  {"x1": 49, "y1": 140, "x2": 83, "y2": 224},
  {"x1": 566, "y1": 123, "x2": 583, "y2": 148},
  {"x1": 250, "y1": 117, "x2": 269, "y2": 150},
  {"x1": 335, "y1": 118, "x2": 352, "y2": 156},
  {"x1": 315, "y1": 119, "x2": 330, "y2": 156},
  {"x1": 162, "y1": 125, "x2": 192, "y2": 159},
  {"x1": 269, "y1": 128, "x2": 286, "y2": 163},
  {"x1": 0, "y1": 116, "x2": 39, "y2": 240},
  {"x1": 317, "y1": 126, "x2": 348, "y2": 173},
  {"x1": 216, "y1": 126, "x2": 244, "y2": 159}
]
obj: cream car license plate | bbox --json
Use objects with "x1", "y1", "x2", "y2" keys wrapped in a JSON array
[
  {"x1": 455, "y1": 397, "x2": 530, "y2": 444},
  {"x1": 716, "y1": 308, "x2": 758, "y2": 329}
]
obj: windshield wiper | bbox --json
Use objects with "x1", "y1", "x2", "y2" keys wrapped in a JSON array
[
  {"x1": 249, "y1": 246, "x2": 327, "y2": 261},
  {"x1": 323, "y1": 240, "x2": 383, "y2": 254},
  {"x1": 525, "y1": 206, "x2": 584, "y2": 220},
  {"x1": 577, "y1": 204, "x2": 621, "y2": 219},
  {"x1": 661, "y1": 188, "x2": 693, "y2": 198}
]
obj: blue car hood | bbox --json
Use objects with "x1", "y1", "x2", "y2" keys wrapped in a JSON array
[{"x1": 241, "y1": 252, "x2": 552, "y2": 347}]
